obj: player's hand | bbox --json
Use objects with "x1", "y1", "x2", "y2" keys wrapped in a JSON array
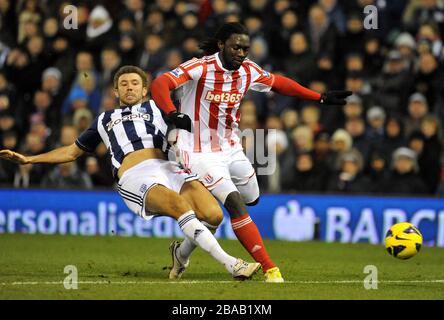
[
  {"x1": 319, "y1": 90, "x2": 353, "y2": 105},
  {"x1": 0, "y1": 150, "x2": 30, "y2": 164},
  {"x1": 165, "y1": 111, "x2": 193, "y2": 132}
]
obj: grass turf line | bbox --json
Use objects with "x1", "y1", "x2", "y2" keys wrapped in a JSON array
[{"x1": 0, "y1": 234, "x2": 443, "y2": 299}]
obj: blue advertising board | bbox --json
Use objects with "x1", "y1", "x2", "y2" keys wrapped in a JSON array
[{"x1": 0, "y1": 189, "x2": 443, "y2": 247}]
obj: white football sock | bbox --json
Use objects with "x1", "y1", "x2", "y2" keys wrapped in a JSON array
[
  {"x1": 177, "y1": 211, "x2": 236, "y2": 273},
  {"x1": 177, "y1": 221, "x2": 218, "y2": 263}
]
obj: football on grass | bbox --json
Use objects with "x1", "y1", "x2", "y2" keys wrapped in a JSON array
[{"x1": 385, "y1": 222, "x2": 423, "y2": 259}]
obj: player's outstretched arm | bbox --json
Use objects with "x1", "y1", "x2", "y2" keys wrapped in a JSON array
[
  {"x1": 0, "y1": 143, "x2": 85, "y2": 165},
  {"x1": 271, "y1": 74, "x2": 352, "y2": 106}
]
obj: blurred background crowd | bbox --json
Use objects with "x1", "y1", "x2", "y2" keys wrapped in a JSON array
[{"x1": 0, "y1": 0, "x2": 443, "y2": 196}]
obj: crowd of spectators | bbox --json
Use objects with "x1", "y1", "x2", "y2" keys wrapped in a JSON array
[{"x1": 0, "y1": 0, "x2": 443, "y2": 196}]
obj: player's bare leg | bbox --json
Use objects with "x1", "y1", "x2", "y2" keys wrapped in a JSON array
[
  {"x1": 145, "y1": 184, "x2": 260, "y2": 280},
  {"x1": 181, "y1": 180, "x2": 223, "y2": 228}
]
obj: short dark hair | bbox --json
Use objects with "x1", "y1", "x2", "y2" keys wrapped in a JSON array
[
  {"x1": 113, "y1": 65, "x2": 148, "y2": 89},
  {"x1": 199, "y1": 22, "x2": 249, "y2": 55}
]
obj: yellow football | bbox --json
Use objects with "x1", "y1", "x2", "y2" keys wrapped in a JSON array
[{"x1": 385, "y1": 222, "x2": 423, "y2": 259}]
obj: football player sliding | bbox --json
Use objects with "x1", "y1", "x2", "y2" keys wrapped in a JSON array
[{"x1": 0, "y1": 65, "x2": 261, "y2": 281}]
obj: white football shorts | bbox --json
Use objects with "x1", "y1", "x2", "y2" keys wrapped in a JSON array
[
  {"x1": 117, "y1": 159, "x2": 198, "y2": 219},
  {"x1": 178, "y1": 144, "x2": 259, "y2": 204}
]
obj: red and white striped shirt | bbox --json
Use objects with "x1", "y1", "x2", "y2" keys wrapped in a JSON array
[{"x1": 164, "y1": 53, "x2": 275, "y2": 153}]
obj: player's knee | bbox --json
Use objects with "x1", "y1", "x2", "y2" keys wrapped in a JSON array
[
  {"x1": 245, "y1": 197, "x2": 259, "y2": 206},
  {"x1": 210, "y1": 178, "x2": 238, "y2": 204},
  {"x1": 224, "y1": 191, "x2": 246, "y2": 218},
  {"x1": 204, "y1": 204, "x2": 224, "y2": 226},
  {"x1": 237, "y1": 178, "x2": 260, "y2": 205}
]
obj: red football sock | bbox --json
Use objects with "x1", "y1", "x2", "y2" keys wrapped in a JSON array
[{"x1": 231, "y1": 213, "x2": 276, "y2": 272}]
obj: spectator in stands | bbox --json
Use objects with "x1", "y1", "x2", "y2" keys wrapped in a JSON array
[
  {"x1": 3, "y1": 48, "x2": 32, "y2": 95},
  {"x1": 281, "y1": 151, "x2": 326, "y2": 192},
  {"x1": 269, "y1": 9, "x2": 300, "y2": 60},
  {"x1": 85, "y1": 5, "x2": 116, "y2": 65},
  {"x1": 62, "y1": 71, "x2": 102, "y2": 116},
  {"x1": 314, "y1": 52, "x2": 339, "y2": 89},
  {"x1": 306, "y1": 4, "x2": 337, "y2": 58},
  {"x1": 363, "y1": 35, "x2": 384, "y2": 81},
  {"x1": 327, "y1": 149, "x2": 371, "y2": 193},
  {"x1": 17, "y1": 0, "x2": 42, "y2": 44},
  {"x1": 0, "y1": 72, "x2": 16, "y2": 115},
  {"x1": 73, "y1": 109, "x2": 93, "y2": 134},
  {"x1": 378, "y1": 116, "x2": 406, "y2": 158},
  {"x1": 374, "y1": 50, "x2": 412, "y2": 114},
  {"x1": 337, "y1": 12, "x2": 366, "y2": 57},
  {"x1": 367, "y1": 151, "x2": 390, "y2": 194},
  {"x1": 345, "y1": 116, "x2": 371, "y2": 167},
  {"x1": 30, "y1": 90, "x2": 56, "y2": 130},
  {"x1": 85, "y1": 156, "x2": 113, "y2": 187},
  {"x1": 383, "y1": 147, "x2": 428, "y2": 195},
  {"x1": 0, "y1": 0, "x2": 17, "y2": 46},
  {"x1": 180, "y1": 35, "x2": 201, "y2": 61},
  {"x1": 414, "y1": 52, "x2": 444, "y2": 112},
  {"x1": 0, "y1": 130, "x2": 18, "y2": 184},
  {"x1": 41, "y1": 161, "x2": 93, "y2": 190},
  {"x1": 136, "y1": 33, "x2": 167, "y2": 74},
  {"x1": 100, "y1": 46, "x2": 122, "y2": 89},
  {"x1": 417, "y1": 115, "x2": 442, "y2": 193},
  {"x1": 13, "y1": 132, "x2": 49, "y2": 188},
  {"x1": 406, "y1": 0, "x2": 444, "y2": 36},
  {"x1": 176, "y1": 10, "x2": 204, "y2": 45},
  {"x1": 365, "y1": 106, "x2": 386, "y2": 145},
  {"x1": 345, "y1": 52, "x2": 364, "y2": 73},
  {"x1": 319, "y1": 0, "x2": 346, "y2": 35},
  {"x1": 49, "y1": 34, "x2": 75, "y2": 86},
  {"x1": 344, "y1": 71, "x2": 373, "y2": 109},
  {"x1": 404, "y1": 92, "x2": 429, "y2": 138},
  {"x1": 41, "y1": 67, "x2": 64, "y2": 110},
  {"x1": 119, "y1": 30, "x2": 139, "y2": 66},
  {"x1": 284, "y1": 32, "x2": 317, "y2": 84},
  {"x1": 312, "y1": 131, "x2": 332, "y2": 173},
  {"x1": 0, "y1": 110, "x2": 16, "y2": 133},
  {"x1": 301, "y1": 104, "x2": 323, "y2": 136},
  {"x1": 280, "y1": 108, "x2": 299, "y2": 139},
  {"x1": 395, "y1": 32, "x2": 417, "y2": 72},
  {"x1": 329, "y1": 128, "x2": 353, "y2": 171},
  {"x1": 122, "y1": 0, "x2": 147, "y2": 34}
]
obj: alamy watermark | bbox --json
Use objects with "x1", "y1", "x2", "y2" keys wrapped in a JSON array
[
  {"x1": 63, "y1": 265, "x2": 78, "y2": 289},
  {"x1": 363, "y1": 5, "x2": 378, "y2": 30},
  {"x1": 363, "y1": 265, "x2": 378, "y2": 290},
  {"x1": 63, "y1": 5, "x2": 78, "y2": 30}
]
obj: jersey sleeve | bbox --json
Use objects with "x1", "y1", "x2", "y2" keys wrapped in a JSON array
[
  {"x1": 164, "y1": 58, "x2": 203, "y2": 88},
  {"x1": 75, "y1": 116, "x2": 102, "y2": 153},
  {"x1": 247, "y1": 61, "x2": 275, "y2": 92}
]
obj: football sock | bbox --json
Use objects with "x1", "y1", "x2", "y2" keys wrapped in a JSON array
[
  {"x1": 177, "y1": 221, "x2": 217, "y2": 263},
  {"x1": 178, "y1": 211, "x2": 236, "y2": 273},
  {"x1": 231, "y1": 213, "x2": 276, "y2": 272}
]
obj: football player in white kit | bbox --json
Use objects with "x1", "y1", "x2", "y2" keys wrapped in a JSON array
[
  {"x1": 0, "y1": 65, "x2": 261, "y2": 281},
  {"x1": 151, "y1": 23, "x2": 351, "y2": 282}
]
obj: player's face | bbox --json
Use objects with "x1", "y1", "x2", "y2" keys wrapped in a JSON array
[
  {"x1": 115, "y1": 73, "x2": 147, "y2": 106},
  {"x1": 219, "y1": 33, "x2": 250, "y2": 70}
]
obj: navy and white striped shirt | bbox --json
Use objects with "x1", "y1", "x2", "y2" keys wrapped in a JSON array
[{"x1": 75, "y1": 100, "x2": 168, "y2": 177}]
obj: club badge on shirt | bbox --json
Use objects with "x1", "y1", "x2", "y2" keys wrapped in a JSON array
[{"x1": 170, "y1": 67, "x2": 184, "y2": 78}]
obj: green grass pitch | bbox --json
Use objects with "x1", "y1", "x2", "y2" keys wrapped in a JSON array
[{"x1": 0, "y1": 233, "x2": 443, "y2": 299}]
